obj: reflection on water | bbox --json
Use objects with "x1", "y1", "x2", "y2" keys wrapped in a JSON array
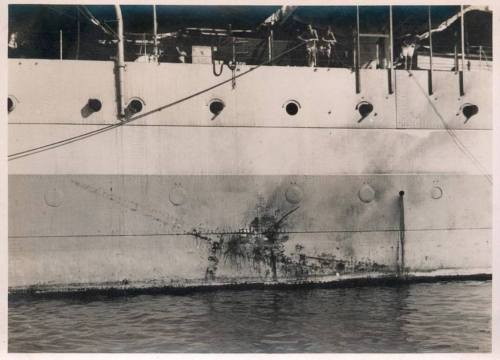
[{"x1": 9, "y1": 280, "x2": 491, "y2": 353}]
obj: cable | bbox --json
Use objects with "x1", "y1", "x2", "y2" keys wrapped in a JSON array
[
  {"x1": 8, "y1": 41, "x2": 306, "y2": 161},
  {"x1": 9, "y1": 226, "x2": 492, "y2": 239},
  {"x1": 8, "y1": 123, "x2": 122, "y2": 161},
  {"x1": 44, "y1": 5, "x2": 77, "y2": 20},
  {"x1": 78, "y1": 6, "x2": 118, "y2": 39}
]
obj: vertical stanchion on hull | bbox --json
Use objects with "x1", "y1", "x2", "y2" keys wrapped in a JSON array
[{"x1": 398, "y1": 191, "x2": 406, "y2": 277}]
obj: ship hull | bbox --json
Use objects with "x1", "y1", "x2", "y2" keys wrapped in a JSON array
[
  {"x1": 9, "y1": 174, "x2": 491, "y2": 293},
  {"x1": 8, "y1": 60, "x2": 492, "y2": 293}
]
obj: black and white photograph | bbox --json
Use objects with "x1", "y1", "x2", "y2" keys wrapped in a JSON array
[{"x1": 2, "y1": 1, "x2": 497, "y2": 356}]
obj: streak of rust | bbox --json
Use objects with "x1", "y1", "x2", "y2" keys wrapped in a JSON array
[{"x1": 71, "y1": 179, "x2": 176, "y2": 227}]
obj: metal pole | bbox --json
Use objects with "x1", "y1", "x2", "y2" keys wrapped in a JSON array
[
  {"x1": 428, "y1": 7, "x2": 433, "y2": 73},
  {"x1": 356, "y1": 6, "x2": 361, "y2": 68},
  {"x1": 59, "y1": 30, "x2": 63, "y2": 60},
  {"x1": 459, "y1": 5, "x2": 465, "y2": 96},
  {"x1": 354, "y1": 30, "x2": 360, "y2": 93},
  {"x1": 388, "y1": 5, "x2": 394, "y2": 94},
  {"x1": 268, "y1": 29, "x2": 273, "y2": 63},
  {"x1": 153, "y1": 4, "x2": 158, "y2": 59},
  {"x1": 232, "y1": 37, "x2": 236, "y2": 64},
  {"x1": 76, "y1": 9, "x2": 80, "y2": 60},
  {"x1": 398, "y1": 191, "x2": 406, "y2": 277},
  {"x1": 115, "y1": 4, "x2": 126, "y2": 118},
  {"x1": 352, "y1": 33, "x2": 356, "y2": 67},
  {"x1": 355, "y1": 6, "x2": 361, "y2": 93},
  {"x1": 428, "y1": 6, "x2": 433, "y2": 95},
  {"x1": 460, "y1": 5, "x2": 465, "y2": 71},
  {"x1": 389, "y1": 6, "x2": 394, "y2": 70}
]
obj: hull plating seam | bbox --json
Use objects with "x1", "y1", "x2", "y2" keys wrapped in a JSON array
[{"x1": 7, "y1": 122, "x2": 494, "y2": 131}]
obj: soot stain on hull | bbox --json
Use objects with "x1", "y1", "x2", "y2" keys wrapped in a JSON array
[
  {"x1": 188, "y1": 181, "x2": 394, "y2": 282},
  {"x1": 71, "y1": 179, "x2": 178, "y2": 227},
  {"x1": 189, "y1": 206, "x2": 304, "y2": 282}
]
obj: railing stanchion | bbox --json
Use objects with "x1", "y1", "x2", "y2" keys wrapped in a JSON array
[
  {"x1": 355, "y1": 6, "x2": 361, "y2": 94},
  {"x1": 388, "y1": 5, "x2": 394, "y2": 95},
  {"x1": 428, "y1": 6, "x2": 433, "y2": 95}
]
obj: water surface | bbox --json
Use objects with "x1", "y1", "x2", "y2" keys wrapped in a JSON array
[{"x1": 9, "y1": 280, "x2": 491, "y2": 352}]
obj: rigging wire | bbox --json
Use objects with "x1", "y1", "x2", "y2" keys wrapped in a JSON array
[
  {"x1": 44, "y1": 5, "x2": 77, "y2": 20},
  {"x1": 78, "y1": 6, "x2": 118, "y2": 39},
  {"x1": 9, "y1": 226, "x2": 492, "y2": 239},
  {"x1": 8, "y1": 41, "x2": 306, "y2": 161}
]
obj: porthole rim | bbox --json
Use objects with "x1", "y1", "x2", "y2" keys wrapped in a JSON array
[{"x1": 283, "y1": 100, "x2": 301, "y2": 116}]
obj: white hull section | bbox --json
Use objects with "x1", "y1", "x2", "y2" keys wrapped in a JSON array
[{"x1": 8, "y1": 60, "x2": 492, "y2": 292}]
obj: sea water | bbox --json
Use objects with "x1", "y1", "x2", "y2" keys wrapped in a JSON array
[{"x1": 8, "y1": 280, "x2": 491, "y2": 353}]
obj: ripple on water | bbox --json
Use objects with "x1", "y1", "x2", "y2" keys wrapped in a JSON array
[{"x1": 9, "y1": 280, "x2": 491, "y2": 353}]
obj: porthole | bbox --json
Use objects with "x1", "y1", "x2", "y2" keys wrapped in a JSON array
[
  {"x1": 44, "y1": 188, "x2": 64, "y2": 207},
  {"x1": 461, "y1": 103, "x2": 479, "y2": 120},
  {"x1": 356, "y1": 101, "x2": 374, "y2": 118},
  {"x1": 87, "y1": 98, "x2": 102, "y2": 112},
  {"x1": 431, "y1": 186, "x2": 443, "y2": 200},
  {"x1": 126, "y1": 98, "x2": 145, "y2": 115},
  {"x1": 209, "y1": 99, "x2": 225, "y2": 116},
  {"x1": 285, "y1": 184, "x2": 303, "y2": 204},
  {"x1": 8, "y1": 96, "x2": 16, "y2": 113},
  {"x1": 358, "y1": 184, "x2": 375, "y2": 203},
  {"x1": 169, "y1": 186, "x2": 187, "y2": 206},
  {"x1": 284, "y1": 100, "x2": 300, "y2": 116}
]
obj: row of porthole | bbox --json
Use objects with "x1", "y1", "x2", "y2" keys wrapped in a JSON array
[
  {"x1": 8, "y1": 96, "x2": 478, "y2": 120},
  {"x1": 283, "y1": 183, "x2": 444, "y2": 204},
  {"x1": 211, "y1": 98, "x2": 479, "y2": 120},
  {"x1": 43, "y1": 186, "x2": 188, "y2": 208},
  {"x1": 42, "y1": 184, "x2": 443, "y2": 208},
  {"x1": 209, "y1": 98, "x2": 374, "y2": 118},
  {"x1": 358, "y1": 184, "x2": 443, "y2": 203},
  {"x1": 7, "y1": 95, "x2": 370, "y2": 118},
  {"x1": 84, "y1": 98, "x2": 146, "y2": 115},
  {"x1": 43, "y1": 186, "x2": 299, "y2": 208},
  {"x1": 7, "y1": 96, "x2": 146, "y2": 116}
]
